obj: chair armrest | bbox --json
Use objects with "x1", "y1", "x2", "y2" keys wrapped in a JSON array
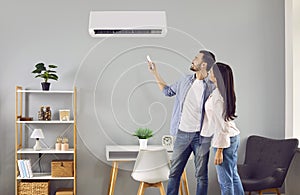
[{"x1": 273, "y1": 167, "x2": 286, "y2": 178}]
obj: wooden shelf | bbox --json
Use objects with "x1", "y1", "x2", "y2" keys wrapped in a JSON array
[
  {"x1": 17, "y1": 172, "x2": 74, "y2": 180},
  {"x1": 17, "y1": 89, "x2": 73, "y2": 94},
  {"x1": 15, "y1": 86, "x2": 77, "y2": 194},
  {"x1": 16, "y1": 120, "x2": 74, "y2": 124},
  {"x1": 17, "y1": 148, "x2": 74, "y2": 154}
]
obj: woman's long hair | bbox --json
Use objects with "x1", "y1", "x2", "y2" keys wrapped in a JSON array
[{"x1": 212, "y1": 62, "x2": 237, "y2": 121}]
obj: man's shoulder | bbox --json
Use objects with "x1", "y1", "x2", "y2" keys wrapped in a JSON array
[
  {"x1": 206, "y1": 79, "x2": 215, "y2": 86},
  {"x1": 178, "y1": 74, "x2": 194, "y2": 82}
]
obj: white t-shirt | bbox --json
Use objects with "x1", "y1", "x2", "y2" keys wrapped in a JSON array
[
  {"x1": 201, "y1": 89, "x2": 240, "y2": 148},
  {"x1": 179, "y1": 79, "x2": 205, "y2": 132}
]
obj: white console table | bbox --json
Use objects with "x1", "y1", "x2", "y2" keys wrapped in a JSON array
[{"x1": 106, "y1": 145, "x2": 190, "y2": 195}]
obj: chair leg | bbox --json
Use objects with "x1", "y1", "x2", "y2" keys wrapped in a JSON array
[
  {"x1": 182, "y1": 169, "x2": 190, "y2": 195},
  {"x1": 258, "y1": 188, "x2": 281, "y2": 195},
  {"x1": 138, "y1": 182, "x2": 166, "y2": 195},
  {"x1": 179, "y1": 179, "x2": 183, "y2": 195},
  {"x1": 137, "y1": 182, "x2": 146, "y2": 195},
  {"x1": 157, "y1": 182, "x2": 166, "y2": 195}
]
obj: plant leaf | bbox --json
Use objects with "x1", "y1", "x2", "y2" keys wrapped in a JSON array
[
  {"x1": 32, "y1": 69, "x2": 42, "y2": 74},
  {"x1": 35, "y1": 63, "x2": 46, "y2": 69},
  {"x1": 48, "y1": 74, "x2": 58, "y2": 80},
  {"x1": 48, "y1": 65, "x2": 58, "y2": 68}
]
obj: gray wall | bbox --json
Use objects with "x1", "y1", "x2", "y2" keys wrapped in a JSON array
[{"x1": 0, "y1": 0, "x2": 285, "y2": 194}]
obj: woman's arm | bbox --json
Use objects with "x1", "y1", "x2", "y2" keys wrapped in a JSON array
[
  {"x1": 211, "y1": 99, "x2": 230, "y2": 148},
  {"x1": 211, "y1": 96, "x2": 229, "y2": 165}
]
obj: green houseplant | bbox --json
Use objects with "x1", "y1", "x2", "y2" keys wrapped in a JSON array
[
  {"x1": 32, "y1": 62, "x2": 58, "y2": 91},
  {"x1": 133, "y1": 128, "x2": 153, "y2": 139},
  {"x1": 133, "y1": 128, "x2": 153, "y2": 149}
]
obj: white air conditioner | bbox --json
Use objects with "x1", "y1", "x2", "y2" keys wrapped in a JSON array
[{"x1": 88, "y1": 11, "x2": 167, "y2": 37}]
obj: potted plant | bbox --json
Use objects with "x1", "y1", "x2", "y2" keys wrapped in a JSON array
[
  {"x1": 32, "y1": 62, "x2": 58, "y2": 91},
  {"x1": 133, "y1": 128, "x2": 153, "y2": 149}
]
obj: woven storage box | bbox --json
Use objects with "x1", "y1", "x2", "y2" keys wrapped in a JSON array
[
  {"x1": 18, "y1": 181, "x2": 49, "y2": 195},
  {"x1": 51, "y1": 160, "x2": 74, "y2": 177},
  {"x1": 55, "y1": 188, "x2": 73, "y2": 195}
]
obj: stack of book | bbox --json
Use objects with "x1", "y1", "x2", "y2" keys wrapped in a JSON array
[{"x1": 17, "y1": 159, "x2": 33, "y2": 178}]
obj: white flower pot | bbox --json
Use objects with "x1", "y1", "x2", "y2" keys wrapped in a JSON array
[{"x1": 139, "y1": 139, "x2": 148, "y2": 149}]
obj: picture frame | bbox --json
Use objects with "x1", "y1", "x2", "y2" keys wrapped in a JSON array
[{"x1": 59, "y1": 109, "x2": 70, "y2": 121}]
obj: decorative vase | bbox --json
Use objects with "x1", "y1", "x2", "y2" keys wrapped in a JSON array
[
  {"x1": 139, "y1": 139, "x2": 148, "y2": 149},
  {"x1": 61, "y1": 143, "x2": 69, "y2": 151},
  {"x1": 55, "y1": 143, "x2": 61, "y2": 150},
  {"x1": 41, "y1": 82, "x2": 50, "y2": 91},
  {"x1": 44, "y1": 106, "x2": 51, "y2": 120},
  {"x1": 38, "y1": 106, "x2": 45, "y2": 120}
]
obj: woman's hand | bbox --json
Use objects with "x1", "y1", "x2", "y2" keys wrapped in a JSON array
[{"x1": 214, "y1": 148, "x2": 224, "y2": 165}]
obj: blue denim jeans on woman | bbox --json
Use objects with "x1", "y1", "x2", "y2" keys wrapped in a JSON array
[
  {"x1": 214, "y1": 135, "x2": 244, "y2": 195},
  {"x1": 167, "y1": 130, "x2": 211, "y2": 195}
]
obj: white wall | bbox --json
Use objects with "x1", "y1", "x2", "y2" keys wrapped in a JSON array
[
  {"x1": 285, "y1": 0, "x2": 293, "y2": 138},
  {"x1": 285, "y1": 0, "x2": 300, "y2": 139},
  {"x1": 292, "y1": 0, "x2": 300, "y2": 139},
  {"x1": 293, "y1": 0, "x2": 300, "y2": 139},
  {"x1": 0, "y1": 0, "x2": 286, "y2": 194},
  {"x1": 285, "y1": 0, "x2": 300, "y2": 194}
]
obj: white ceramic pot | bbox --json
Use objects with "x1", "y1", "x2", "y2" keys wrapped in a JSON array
[{"x1": 139, "y1": 139, "x2": 148, "y2": 149}]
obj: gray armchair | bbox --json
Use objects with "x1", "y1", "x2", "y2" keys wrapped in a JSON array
[{"x1": 238, "y1": 135, "x2": 298, "y2": 195}]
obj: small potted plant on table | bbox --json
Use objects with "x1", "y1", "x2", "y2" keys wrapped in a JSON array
[
  {"x1": 133, "y1": 128, "x2": 153, "y2": 149},
  {"x1": 32, "y1": 62, "x2": 58, "y2": 91}
]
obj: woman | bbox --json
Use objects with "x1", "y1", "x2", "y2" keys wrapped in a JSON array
[{"x1": 201, "y1": 62, "x2": 244, "y2": 195}]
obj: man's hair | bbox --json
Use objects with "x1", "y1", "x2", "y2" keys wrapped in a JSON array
[{"x1": 199, "y1": 50, "x2": 216, "y2": 71}]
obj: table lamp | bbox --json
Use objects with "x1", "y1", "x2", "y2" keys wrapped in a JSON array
[{"x1": 30, "y1": 129, "x2": 45, "y2": 150}]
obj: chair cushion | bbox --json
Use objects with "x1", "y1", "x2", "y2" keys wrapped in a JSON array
[
  {"x1": 238, "y1": 164, "x2": 286, "y2": 191},
  {"x1": 241, "y1": 177, "x2": 277, "y2": 191},
  {"x1": 131, "y1": 149, "x2": 170, "y2": 184}
]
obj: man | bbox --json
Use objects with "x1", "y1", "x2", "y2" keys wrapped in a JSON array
[{"x1": 148, "y1": 50, "x2": 216, "y2": 195}]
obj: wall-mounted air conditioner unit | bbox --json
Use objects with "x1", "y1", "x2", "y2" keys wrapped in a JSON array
[{"x1": 88, "y1": 11, "x2": 167, "y2": 37}]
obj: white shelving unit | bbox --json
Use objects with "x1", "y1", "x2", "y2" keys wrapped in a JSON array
[
  {"x1": 15, "y1": 86, "x2": 77, "y2": 195},
  {"x1": 17, "y1": 173, "x2": 74, "y2": 180},
  {"x1": 16, "y1": 120, "x2": 74, "y2": 124},
  {"x1": 17, "y1": 148, "x2": 74, "y2": 154},
  {"x1": 17, "y1": 89, "x2": 74, "y2": 94}
]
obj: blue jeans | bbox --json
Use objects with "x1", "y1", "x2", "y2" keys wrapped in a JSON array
[
  {"x1": 214, "y1": 135, "x2": 244, "y2": 195},
  {"x1": 167, "y1": 130, "x2": 211, "y2": 195}
]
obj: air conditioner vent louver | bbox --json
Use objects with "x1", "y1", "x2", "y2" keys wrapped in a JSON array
[
  {"x1": 94, "y1": 29, "x2": 163, "y2": 35},
  {"x1": 89, "y1": 11, "x2": 167, "y2": 37}
]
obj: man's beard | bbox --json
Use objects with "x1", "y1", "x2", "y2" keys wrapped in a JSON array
[{"x1": 190, "y1": 65, "x2": 200, "y2": 72}]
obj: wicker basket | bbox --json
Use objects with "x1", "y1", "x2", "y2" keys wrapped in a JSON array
[
  {"x1": 51, "y1": 160, "x2": 74, "y2": 177},
  {"x1": 18, "y1": 181, "x2": 49, "y2": 195}
]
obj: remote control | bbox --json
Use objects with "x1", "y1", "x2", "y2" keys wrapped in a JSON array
[
  {"x1": 146, "y1": 55, "x2": 152, "y2": 62},
  {"x1": 146, "y1": 55, "x2": 154, "y2": 69}
]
